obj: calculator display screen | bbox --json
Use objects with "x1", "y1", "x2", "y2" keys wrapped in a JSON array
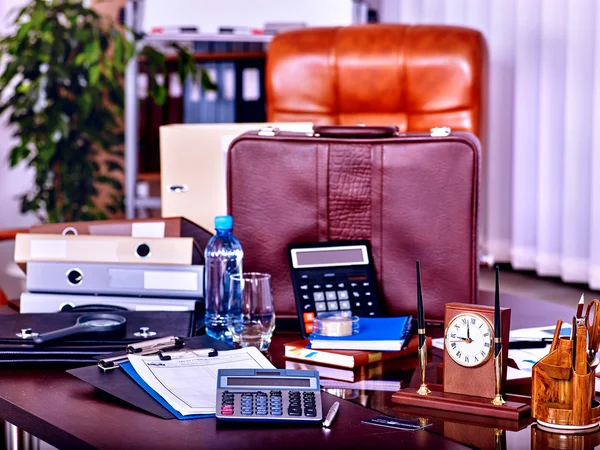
[
  {"x1": 292, "y1": 246, "x2": 368, "y2": 268},
  {"x1": 226, "y1": 377, "x2": 311, "y2": 387}
]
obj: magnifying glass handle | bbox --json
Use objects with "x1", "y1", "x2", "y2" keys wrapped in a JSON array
[{"x1": 34, "y1": 324, "x2": 81, "y2": 345}]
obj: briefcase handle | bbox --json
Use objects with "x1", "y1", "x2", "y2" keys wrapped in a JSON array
[{"x1": 313, "y1": 125, "x2": 399, "y2": 139}]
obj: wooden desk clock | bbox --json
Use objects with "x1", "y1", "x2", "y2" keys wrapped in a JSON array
[{"x1": 392, "y1": 266, "x2": 531, "y2": 420}]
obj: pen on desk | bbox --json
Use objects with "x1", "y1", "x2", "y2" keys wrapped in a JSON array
[{"x1": 322, "y1": 401, "x2": 340, "y2": 428}]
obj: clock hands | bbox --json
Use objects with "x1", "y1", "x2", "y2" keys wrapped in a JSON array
[
  {"x1": 449, "y1": 337, "x2": 473, "y2": 343},
  {"x1": 450, "y1": 324, "x2": 474, "y2": 344}
]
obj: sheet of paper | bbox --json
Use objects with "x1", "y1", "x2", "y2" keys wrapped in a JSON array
[
  {"x1": 128, "y1": 347, "x2": 275, "y2": 416},
  {"x1": 507, "y1": 366, "x2": 530, "y2": 380},
  {"x1": 510, "y1": 324, "x2": 572, "y2": 342},
  {"x1": 510, "y1": 345, "x2": 552, "y2": 373}
]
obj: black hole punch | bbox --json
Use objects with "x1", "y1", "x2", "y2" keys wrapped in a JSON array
[
  {"x1": 136, "y1": 243, "x2": 151, "y2": 258},
  {"x1": 66, "y1": 269, "x2": 83, "y2": 286}
]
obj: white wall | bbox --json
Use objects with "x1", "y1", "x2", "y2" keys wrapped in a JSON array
[{"x1": 0, "y1": 0, "x2": 37, "y2": 299}]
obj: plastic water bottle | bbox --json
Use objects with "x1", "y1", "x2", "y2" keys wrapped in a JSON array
[{"x1": 204, "y1": 215, "x2": 243, "y2": 343}]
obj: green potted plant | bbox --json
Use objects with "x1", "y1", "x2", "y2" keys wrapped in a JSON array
[{"x1": 0, "y1": 0, "x2": 204, "y2": 223}]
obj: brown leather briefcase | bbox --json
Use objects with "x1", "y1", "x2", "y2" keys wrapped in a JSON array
[{"x1": 228, "y1": 125, "x2": 480, "y2": 321}]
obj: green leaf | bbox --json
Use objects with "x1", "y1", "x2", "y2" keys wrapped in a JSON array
[
  {"x1": 113, "y1": 34, "x2": 124, "y2": 66},
  {"x1": 15, "y1": 22, "x2": 31, "y2": 42},
  {"x1": 88, "y1": 64, "x2": 100, "y2": 85},
  {"x1": 83, "y1": 39, "x2": 101, "y2": 64},
  {"x1": 105, "y1": 160, "x2": 123, "y2": 172},
  {"x1": 8, "y1": 145, "x2": 30, "y2": 167},
  {"x1": 201, "y1": 69, "x2": 218, "y2": 91},
  {"x1": 79, "y1": 92, "x2": 92, "y2": 118},
  {"x1": 152, "y1": 84, "x2": 167, "y2": 105},
  {"x1": 96, "y1": 175, "x2": 123, "y2": 191},
  {"x1": 74, "y1": 52, "x2": 87, "y2": 66}
]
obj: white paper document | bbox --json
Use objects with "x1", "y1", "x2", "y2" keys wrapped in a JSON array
[{"x1": 128, "y1": 347, "x2": 275, "y2": 416}]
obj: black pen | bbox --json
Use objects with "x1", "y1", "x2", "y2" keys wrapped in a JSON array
[
  {"x1": 415, "y1": 260, "x2": 430, "y2": 396},
  {"x1": 323, "y1": 401, "x2": 340, "y2": 428},
  {"x1": 416, "y1": 261, "x2": 425, "y2": 351},
  {"x1": 491, "y1": 266, "x2": 506, "y2": 406},
  {"x1": 494, "y1": 266, "x2": 501, "y2": 359}
]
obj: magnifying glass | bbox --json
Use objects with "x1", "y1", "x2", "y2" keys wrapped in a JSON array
[{"x1": 33, "y1": 313, "x2": 127, "y2": 345}]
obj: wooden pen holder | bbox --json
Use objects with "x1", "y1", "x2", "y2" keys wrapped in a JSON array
[{"x1": 531, "y1": 336, "x2": 600, "y2": 430}]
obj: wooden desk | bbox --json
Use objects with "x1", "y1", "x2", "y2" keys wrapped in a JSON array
[{"x1": 0, "y1": 292, "x2": 592, "y2": 449}]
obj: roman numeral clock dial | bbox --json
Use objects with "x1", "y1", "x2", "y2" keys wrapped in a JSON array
[{"x1": 445, "y1": 313, "x2": 493, "y2": 367}]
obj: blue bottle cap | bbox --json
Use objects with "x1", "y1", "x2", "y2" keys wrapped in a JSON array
[{"x1": 214, "y1": 215, "x2": 233, "y2": 230}]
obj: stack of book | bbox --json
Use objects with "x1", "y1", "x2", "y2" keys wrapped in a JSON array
[
  {"x1": 14, "y1": 217, "x2": 211, "y2": 314},
  {"x1": 284, "y1": 316, "x2": 427, "y2": 386}
]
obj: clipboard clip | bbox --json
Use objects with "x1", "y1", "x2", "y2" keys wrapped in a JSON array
[
  {"x1": 98, "y1": 336, "x2": 186, "y2": 372},
  {"x1": 158, "y1": 347, "x2": 218, "y2": 360}
]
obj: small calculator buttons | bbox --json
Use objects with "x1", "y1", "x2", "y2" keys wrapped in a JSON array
[
  {"x1": 339, "y1": 300, "x2": 351, "y2": 310},
  {"x1": 220, "y1": 391, "x2": 285, "y2": 417},
  {"x1": 218, "y1": 390, "x2": 320, "y2": 421}
]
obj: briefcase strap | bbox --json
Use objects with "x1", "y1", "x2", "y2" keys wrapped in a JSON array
[{"x1": 320, "y1": 142, "x2": 385, "y2": 289}]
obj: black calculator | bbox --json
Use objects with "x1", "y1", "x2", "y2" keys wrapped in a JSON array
[{"x1": 287, "y1": 240, "x2": 382, "y2": 337}]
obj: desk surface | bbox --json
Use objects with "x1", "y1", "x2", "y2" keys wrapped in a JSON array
[{"x1": 0, "y1": 292, "x2": 596, "y2": 450}]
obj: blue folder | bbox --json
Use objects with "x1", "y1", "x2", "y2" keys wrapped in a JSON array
[{"x1": 308, "y1": 316, "x2": 414, "y2": 351}]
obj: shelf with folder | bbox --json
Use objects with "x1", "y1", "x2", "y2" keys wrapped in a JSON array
[
  {"x1": 141, "y1": 32, "x2": 273, "y2": 44},
  {"x1": 163, "y1": 51, "x2": 266, "y2": 62},
  {"x1": 124, "y1": 0, "x2": 275, "y2": 218}
]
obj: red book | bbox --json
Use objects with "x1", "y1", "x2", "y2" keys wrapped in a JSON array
[{"x1": 284, "y1": 334, "x2": 431, "y2": 369}]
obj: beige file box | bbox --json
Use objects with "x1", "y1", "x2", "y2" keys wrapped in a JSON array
[
  {"x1": 14, "y1": 234, "x2": 198, "y2": 270},
  {"x1": 160, "y1": 122, "x2": 312, "y2": 232},
  {"x1": 29, "y1": 216, "x2": 212, "y2": 257}
]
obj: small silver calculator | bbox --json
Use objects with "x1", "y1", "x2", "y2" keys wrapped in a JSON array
[{"x1": 215, "y1": 368, "x2": 323, "y2": 422}]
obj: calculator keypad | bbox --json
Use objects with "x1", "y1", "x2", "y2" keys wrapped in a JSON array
[
  {"x1": 219, "y1": 390, "x2": 322, "y2": 421},
  {"x1": 294, "y1": 271, "x2": 380, "y2": 336}
]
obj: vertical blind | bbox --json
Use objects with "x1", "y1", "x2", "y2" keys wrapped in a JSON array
[{"x1": 380, "y1": 0, "x2": 600, "y2": 288}]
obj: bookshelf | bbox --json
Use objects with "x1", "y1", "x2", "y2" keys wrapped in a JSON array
[
  {"x1": 123, "y1": 1, "x2": 273, "y2": 218},
  {"x1": 123, "y1": 0, "x2": 365, "y2": 218}
]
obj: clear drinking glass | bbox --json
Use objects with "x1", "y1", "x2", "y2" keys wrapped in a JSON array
[{"x1": 227, "y1": 273, "x2": 276, "y2": 351}]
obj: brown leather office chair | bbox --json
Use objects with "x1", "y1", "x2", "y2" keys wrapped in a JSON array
[
  {"x1": 266, "y1": 24, "x2": 487, "y2": 146},
  {"x1": 0, "y1": 228, "x2": 27, "y2": 306}
]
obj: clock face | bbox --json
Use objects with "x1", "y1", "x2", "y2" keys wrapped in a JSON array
[{"x1": 444, "y1": 313, "x2": 493, "y2": 368}]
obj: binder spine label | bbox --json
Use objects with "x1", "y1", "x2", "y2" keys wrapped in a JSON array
[
  {"x1": 131, "y1": 222, "x2": 166, "y2": 238},
  {"x1": 30, "y1": 240, "x2": 67, "y2": 259},
  {"x1": 143, "y1": 271, "x2": 200, "y2": 291}
]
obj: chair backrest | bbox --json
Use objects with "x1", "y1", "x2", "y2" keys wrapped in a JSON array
[{"x1": 266, "y1": 24, "x2": 488, "y2": 143}]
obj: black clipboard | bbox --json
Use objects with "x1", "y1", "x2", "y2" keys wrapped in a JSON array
[{"x1": 67, "y1": 335, "x2": 233, "y2": 419}]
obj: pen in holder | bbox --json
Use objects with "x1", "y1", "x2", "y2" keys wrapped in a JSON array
[
  {"x1": 415, "y1": 261, "x2": 430, "y2": 396},
  {"x1": 531, "y1": 318, "x2": 600, "y2": 431},
  {"x1": 491, "y1": 266, "x2": 506, "y2": 406}
]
